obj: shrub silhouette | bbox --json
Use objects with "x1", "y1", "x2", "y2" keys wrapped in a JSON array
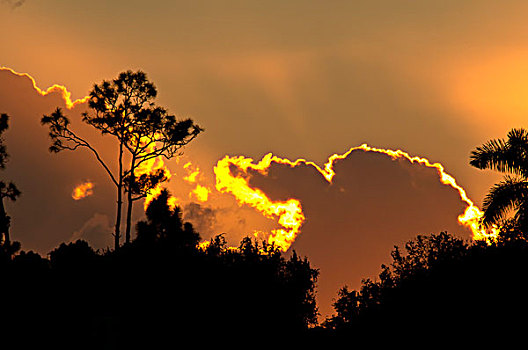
[
  {"x1": 0, "y1": 113, "x2": 20, "y2": 247},
  {"x1": 134, "y1": 188, "x2": 200, "y2": 249},
  {"x1": 0, "y1": 190, "x2": 319, "y2": 348},
  {"x1": 322, "y1": 230, "x2": 528, "y2": 341}
]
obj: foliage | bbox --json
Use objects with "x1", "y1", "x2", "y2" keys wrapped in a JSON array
[
  {"x1": 470, "y1": 128, "x2": 528, "y2": 230},
  {"x1": 0, "y1": 113, "x2": 20, "y2": 246},
  {"x1": 134, "y1": 188, "x2": 200, "y2": 248},
  {"x1": 41, "y1": 70, "x2": 202, "y2": 248},
  {"x1": 0, "y1": 190, "x2": 319, "y2": 348},
  {"x1": 322, "y1": 230, "x2": 528, "y2": 341}
]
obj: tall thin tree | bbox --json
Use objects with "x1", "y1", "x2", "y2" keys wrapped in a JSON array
[{"x1": 42, "y1": 71, "x2": 202, "y2": 249}]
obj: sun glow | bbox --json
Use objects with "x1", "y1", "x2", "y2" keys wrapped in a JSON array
[
  {"x1": 191, "y1": 184, "x2": 210, "y2": 202},
  {"x1": 183, "y1": 162, "x2": 211, "y2": 203},
  {"x1": 134, "y1": 141, "x2": 176, "y2": 210},
  {"x1": 183, "y1": 162, "x2": 200, "y2": 183}
]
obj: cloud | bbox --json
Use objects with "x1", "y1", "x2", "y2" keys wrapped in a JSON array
[
  {"x1": 224, "y1": 149, "x2": 472, "y2": 317},
  {"x1": 2, "y1": 0, "x2": 25, "y2": 10},
  {"x1": 182, "y1": 202, "x2": 217, "y2": 237},
  {"x1": 71, "y1": 213, "x2": 113, "y2": 250},
  {"x1": 0, "y1": 66, "x2": 487, "y2": 319}
]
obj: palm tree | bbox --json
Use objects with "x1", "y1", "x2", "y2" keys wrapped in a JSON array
[{"x1": 470, "y1": 128, "x2": 528, "y2": 232}]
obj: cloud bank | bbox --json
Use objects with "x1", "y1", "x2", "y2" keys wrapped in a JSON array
[{"x1": 0, "y1": 68, "x2": 482, "y2": 318}]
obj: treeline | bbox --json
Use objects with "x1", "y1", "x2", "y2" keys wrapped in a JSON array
[
  {"x1": 0, "y1": 190, "x2": 319, "y2": 348},
  {"x1": 4, "y1": 195, "x2": 528, "y2": 346},
  {"x1": 3, "y1": 69, "x2": 528, "y2": 346},
  {"x1": 317, "y1": 224, "x2": 528, "y2": 343}
]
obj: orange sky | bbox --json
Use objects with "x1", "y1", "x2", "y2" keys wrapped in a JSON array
[{"x1": 3, "y1": 0, "x2": 528, "y2": 318}]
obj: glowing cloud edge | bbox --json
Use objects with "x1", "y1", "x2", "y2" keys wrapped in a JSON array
[
  {"x1": 214, "y1": 144, "x2": 499, "y2": 252},
  {"x1": 0, "y1": 66, "x2": 89, "y2": 109},
  {"x1": 1, "y1": 67, "x2": 498, "y2": 251}
]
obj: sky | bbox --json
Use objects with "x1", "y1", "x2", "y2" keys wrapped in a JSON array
[{"x1": 1, "y1": 0, "x2": 526, "y2": 318}]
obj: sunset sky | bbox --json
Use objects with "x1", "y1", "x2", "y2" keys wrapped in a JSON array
[{"x1": 1, "y1": 0, "x2": 526, "y2": 317}]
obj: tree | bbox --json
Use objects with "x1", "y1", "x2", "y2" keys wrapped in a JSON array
[
  {"x1": 0, "y1": 113, "x2": 20, "y2": 247},
  {"x1": 135, "y1": 188, "x2": 200, "y2": 249},
  {"x1": 321, "y1": 231, "x2": 528, "y2": 343},
  {"x1": 470, "y1": 128, "x2": 528, "y2": 232},
  {"x1": 42, "y1": 71, "x2": 203, "y2": 250},
  {"x1": 323, "y1": 232, "x2": 467, "y2": 332}
]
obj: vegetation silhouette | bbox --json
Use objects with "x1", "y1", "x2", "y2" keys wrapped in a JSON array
[
  {"x1": 470, "y1": 128, "x2": 528, "y2": 233},
  {"x1": 41, "y1": 71, "x2": 202, "y2": 250},
  {"x1": 319, "y1": 228, "x2": 528, "y2": 342},
  {"x1": 0, "y1": 113, "x2": 20, "y2": 259},
  {"x1": 318, "y1": 127, "x2": 528, "y2": 341},
  {"x1": 135, "y1": 188, "x2": 200, "y2": 249},
  {"x1": 7, "y1": 87, "x2": 528, "y2": 347},
  {"x1": 0, "y1": 189, "x2": 319, "y2": 348}
]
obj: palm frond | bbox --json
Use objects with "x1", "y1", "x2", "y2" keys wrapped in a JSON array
[
  {"x1": 470, "y1": 128, "x2": 528, "y2": 177},
  {"x1": 514, "y1": 200, "x2": 528, "y2": 233},
  {"x1": 482, "y1": 175, "x2": 528, "y2": 227}
]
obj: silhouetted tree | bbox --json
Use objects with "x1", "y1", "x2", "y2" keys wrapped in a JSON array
[
  {"x1": 41, "y1": 71, "x2": 202, "y2": 250},
  {"x1": 135, "y1": 190, "x2": 319, "y2": 333},
  {"x1": 0, "y1": 113, "x2": 20, "y2": 249},
  {"x1": 134, "y1": 188, "x2": 200, "y2": 249},
  {"x1": 49, "y1": 240, "x2": 99, "y2": 272},
  {"x1": 283, "y1": 250, "x2": 320, "y2": 329},
  {"x1": 470, "y1": 128, "x2": 528, "y2": 231},
  {"x1": 323, "y1": 232, "x2": 468, "y2": 331},
  {"x1": 322, "y1": 230, "x2": 528, "y2": 342},
  {"x1": 494, "y1": 217, "x2": 528, "y2": 242},
  {"x1": 197, "y1": 234, "x2": 319, "y2": 333},
  {"x1": 0, "y1": 187, "x2": 320, "y2": 347},
  {"x1": 12, "y1": 250, "x2": 50, "y2": 275}
]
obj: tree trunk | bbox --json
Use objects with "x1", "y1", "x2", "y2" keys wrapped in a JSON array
[
  {"x1": 124, "y1": 156, "x2": 137, "y2": 245},
  {"x1": 0, "y1": 196, "x2": 9, "y2": 244},
  {"x1": 114, "y1": 184, "x2": 122, "y2": 251},
  {"x1": 124, "y1": 175, "x2": 134, "y2": 245},
  {"x1": 114, "y1": 142, "x2": 124, "y2": 251}
]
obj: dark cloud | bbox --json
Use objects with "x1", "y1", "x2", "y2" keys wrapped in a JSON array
[
  {"x1": 71, "y1": 213, "x2": 113, "y2": 250},
  {"x1": 179, "y1": 199, "x2": 276, "y2": 247},
  {"x1": 183, "y1": 202, "x2": 217, "y2": 237},
  {"x1": 247, "y1": 150, "x2": 470, "y2": 317},
  {"x1": 1, "y1": 0, "x2": 25, "y2": 9}
]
